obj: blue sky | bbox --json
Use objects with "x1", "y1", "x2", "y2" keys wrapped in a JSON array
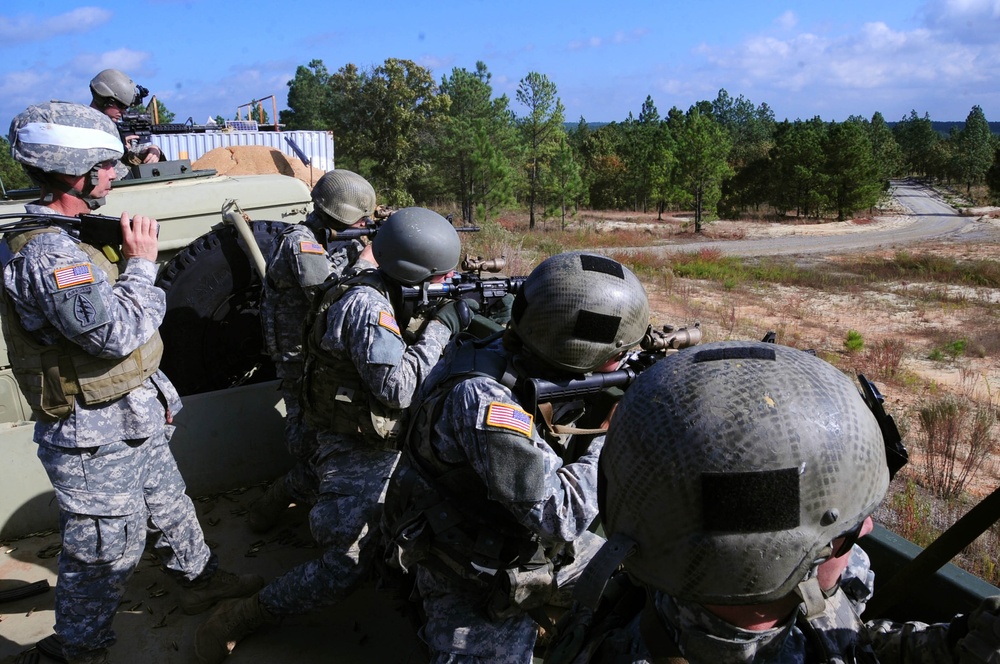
[{"x1": 3, "y1": 0, "x2": 1000, "y2": 132}]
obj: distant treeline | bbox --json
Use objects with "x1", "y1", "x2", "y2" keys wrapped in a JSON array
[{"x1": 572, "y1": 121, "x2": 1000, "y2": 136}]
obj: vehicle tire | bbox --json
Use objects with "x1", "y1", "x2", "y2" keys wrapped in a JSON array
[{"x1": 155, "y1": 220, "x2": 290, "y2": 396}]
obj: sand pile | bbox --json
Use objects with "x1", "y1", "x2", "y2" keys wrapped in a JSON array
[{"x1": 193, "y1": 146, "x2": 324, "y2": 187}]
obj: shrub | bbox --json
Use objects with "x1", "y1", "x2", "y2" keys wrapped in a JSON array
[{"x1": 844, "y1": 329, "x2": 864, "y2": 353}]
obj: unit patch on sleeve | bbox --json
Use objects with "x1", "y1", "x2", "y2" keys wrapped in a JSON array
[
  {"x1": 485, "y1": 402, "x2": 534, "y2": 438},
  {"x1": 377, "y1": 310, "x2": 401, "y2": 336},
  {"x1": 298, "y1": 241, "x2": 325, "y2": 255},
  {"x1": 53, "y1": 264, "x2": 95, "y2": 289}
]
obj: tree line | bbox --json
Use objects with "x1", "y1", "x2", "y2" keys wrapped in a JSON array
[
  {"x1": 278, "y1": 58, "x2": 1000, "y2": 229},
  {"x1": 3, "y1": 58, "x2": 1000, "y2": 228}
]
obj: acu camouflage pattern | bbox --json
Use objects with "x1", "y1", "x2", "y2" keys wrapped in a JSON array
[
  {"x1": 260, "y1": 214, "x2": 371, "y2": 502},
  {"x1": 1, "y1": 227, "x2": 163, "y2": 421},
  {"x1": 0, "y1": 205, "x2": 212, "y2": 659},
  {"x1": 557, "y1": 546, "x2": 987, "y2": 663},
  {"x1": 386, "y1": 335, "x2": 607, "y2": 662},
  {"x1": 9, "y1": 102, "x2": 122, "y2": 177},
  {"x1": 257, "y1": 272, "x2": 452, "y2": 616}
]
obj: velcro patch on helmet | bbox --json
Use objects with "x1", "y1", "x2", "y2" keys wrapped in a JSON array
[
  {"x1": 298, "y1": 240, "x2": 325, "y2": 255},
  {"x1": 694, "y1": 346, "x2": 776, "y2": 363},
  {"x1": 574, "y1": 310, "x2": 621, "y2": 343},
  {"x1": 580, "y1": 254, "x2": 625, "y2": 279},
  {"x1": 53, "y1": 264, "x2": 95, "y2": 289},
  {"x1": 701, "y1": 468, "x2": 799, "y2": 533},
  {"x1": 485, "y1": 402, "x2": 534, "y2": 438},
  {"x1": 377, "y1": 310, "x2": 401, "y2": 336}
]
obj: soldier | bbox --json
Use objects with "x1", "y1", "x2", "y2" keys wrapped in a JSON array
[
  {"x1": 381, "y1": 251, "x2": 652, "y2": 663},
  {"x1": 88, "y1": 68, "x2": 163, "y2": 168},
  {"x1": 546, "y1": 340, "x2": 1000, "y2": 663},
  {"x1": 248, "y1": 169, "x2": 378, "y2": 532},
  {"x1": 194, "y1": 207, "x2": 475, "y2": 663},
  {"x1": 1, "y1": 102, "x2": 263, "y2": 664}
]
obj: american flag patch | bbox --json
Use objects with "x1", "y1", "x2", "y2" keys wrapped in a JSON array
[
  {"x1": 378, "y1": 310, "x2": 401, "y2": 336},
  {"x1": 485, "y1": 402, "x2": 534, "y2": 437},
  {"x1": 299, "y1": 241, "x2": 325, "y2": 255},
  {"x1": 53, "y1": 264, "x2": 94, "y2": 289}
]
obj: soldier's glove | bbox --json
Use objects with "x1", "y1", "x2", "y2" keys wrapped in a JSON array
[
  {"x1": 958, "y1": 596, "x2": 1000, "y2": 664},
  {"x1": 431, "y1": 299, "x2": 478, "y2": 336}
]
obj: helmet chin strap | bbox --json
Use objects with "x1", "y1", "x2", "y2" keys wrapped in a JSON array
[{"x1": 44, "y1": 166, "x2": 106, "y2": 210}]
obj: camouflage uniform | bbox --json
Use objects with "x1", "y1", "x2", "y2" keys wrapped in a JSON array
[
  {"x1": 257, "y1": 271, "x2": 452, "y2": 615},
  {"x1": 554, "y1": 544, "x2": 982, "y2": 664},
  {"x1": 1, "y1": 204, "x2": 213, "y2": 660},
  {"x1": 385, "y1": 335, "x2": 606, "y2": 664},
  {"x1": 260, "y1": 215, "x2": 371, "y2": 504}
]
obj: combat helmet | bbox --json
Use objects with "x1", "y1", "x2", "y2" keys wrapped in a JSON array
[
  {"x1": 600, "y1": 340, "x2": 890, "y2": 606},
  {"x1": 89, "y1": 69, "x2": 140, "y2": 108},
  {"x1": 510, "y1": 252, "x2": 649, "y2": 374},
  {"x1": 311, "y1": 170, "x2": 377, "y2": 229},
  {"x1": 8, "y1": 101, "x2": 123, "y2": 209},
  {"x1": 372, "y1": 207, "x2": 460, "y2": 285}
]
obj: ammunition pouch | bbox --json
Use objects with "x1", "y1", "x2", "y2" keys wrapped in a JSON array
[
  {"x1": 0, "y1": 228, "x2": 162, "y2": 421},
  {"x1": 300, "y1": 269, "x2": 403, "y2": 444}
]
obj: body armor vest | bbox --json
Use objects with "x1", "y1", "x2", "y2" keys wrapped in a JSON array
[
  {"x1": 0, "y1": 228, "x2": 163, "y2": 421},
  {"x1": 300, "y1": 270, "x2": 402, "y2": 443},
  {"x1": 386, "y1": 335, "x2": 547, "y2": 575}
]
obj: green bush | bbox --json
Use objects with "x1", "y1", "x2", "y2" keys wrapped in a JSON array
[{"x1": 844, "y1": 329, "x2": 864, "y2": 353}]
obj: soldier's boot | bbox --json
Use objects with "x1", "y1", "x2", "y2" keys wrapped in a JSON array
[
  {"x1": 180, "y1": 568, "x2": 266, "y2": 615},
  {"x1": 194, "y1": 593, "x2": 277, "y2": 664},
  {"x1": 246, "y1": 477, "x2": 292, "y2": 533},
  {"x1": 67, "y1": 649, "x2": 109, "y2": 664}
]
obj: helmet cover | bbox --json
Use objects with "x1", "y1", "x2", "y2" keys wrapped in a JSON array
[
  {"x1": 9, "y1": 101, "x2": 123, "y2": 177},
  {"x1": 510, "y1": 252, "x2": 650, "y2": 373},
  {"x1": 601, "y1": 340, "x2": 890, "y2": 605}
]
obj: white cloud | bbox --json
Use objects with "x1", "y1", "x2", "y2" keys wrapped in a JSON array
[
  {"x1": 568, "y1": 28, "x2": 648, "y2": 51},
  {"x1": 920, "y1": 0, "x2": 1000, "y2": 42},
  {"x1": 690, "y1": 12, "x2": 1000, "y2": 119},
  {"x1": 0, "y1": 7, "x2": 112, "y2": 43},
  {"x1": 775, "y1": 11, "x2": 798, "y2": 30}
]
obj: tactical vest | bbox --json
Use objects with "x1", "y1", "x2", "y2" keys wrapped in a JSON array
[
  {"x1": 0, "y1": 228, "x2": 163, "y2": 421},
  {"x1": 299, "y1": 269, "x2": 403, "y2": 443},
  {"x1": 385, "y1": 333, "x2": 549, "y2": 568}
]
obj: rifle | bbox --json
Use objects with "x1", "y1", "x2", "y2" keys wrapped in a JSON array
[
  {"x1": 520, "y1": 323, "x2": 703, "y2": 413},
  {"x1": 399, "y1": 255, "x2": 522, "y2": 332},
  {"x1": 330, "y1": 218, "x2": 481, "y2": 243},
  {"x1": 0, "y1": 212, "x2": 155, "y2": 247}
]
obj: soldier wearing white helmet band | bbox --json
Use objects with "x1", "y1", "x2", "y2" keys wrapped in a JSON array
[
  {"x1": 249, "y1": 169, "x2": 379, "y2": 532},
  {"x1": 545, "y1": 340, "x2": 1000, "y2": 664},
  {"x1": 1, "y1": 102, "x2": 263, "y2": 664},
  {"x1": 88, "y1": 68, "x2": 163, "y2": 169}
]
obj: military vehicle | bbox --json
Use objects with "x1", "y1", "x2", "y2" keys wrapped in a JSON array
[{"x1": 0, "y1": 163, "x2": 997, "y2": 663}]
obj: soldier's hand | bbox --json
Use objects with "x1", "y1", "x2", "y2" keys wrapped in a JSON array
[
  {"x1": 141, "y1": 144, "x2": 163, "y2": 164},
  {"x1": 431, "y1": 299, "x2": 478, "y2": 336},
  {"x1": 120, "y1": 213, "x2": 159, "y2": 262},
  {"x1": 958, "y1": 596, "x2": 1000, "y2": 663}
]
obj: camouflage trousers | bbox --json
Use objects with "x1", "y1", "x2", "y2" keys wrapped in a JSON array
[
  {"x1": 37, "y1": 427, "x2": 212, "y2": 659},
  {"x1": 259, "y1": 438, "x2": 400, "y2": 615},
  {"x1": 277, "y1": 378, "x2": 320, "y2": 506},
  {"x1": 415, "y1": 530, "x2": 606, "y2": 664}
]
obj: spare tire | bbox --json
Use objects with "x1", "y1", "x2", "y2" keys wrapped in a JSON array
[{"x1": 156, "y1": 220, "x2": 290, "y2": 395}]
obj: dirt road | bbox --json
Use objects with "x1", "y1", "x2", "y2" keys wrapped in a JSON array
[{"x1": 613, "y1": 180, "x2": 980, "y2": 257}]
